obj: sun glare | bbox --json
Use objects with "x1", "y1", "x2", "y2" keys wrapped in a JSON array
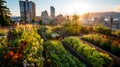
[{"x1": 67, "y1": 3, "x2": 92, "y2": 15}]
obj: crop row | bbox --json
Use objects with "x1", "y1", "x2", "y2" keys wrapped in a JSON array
[
  {"x1": 82, "y1": 34, "x2": 120, "y2": 57},
  {"x1": 62, "y1": 37, "x2": 113, "y2": 67},
  {"x1": 43, "y1": 40, "x2": 86, "y2": 67},
  {"x1": 0, "y1": 25, "x2": 114, "y2": 67},
  {"x1": 0, "y1": 25, "x2": 44, "y2": 67}
]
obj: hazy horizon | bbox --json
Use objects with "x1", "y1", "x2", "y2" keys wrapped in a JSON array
[{"x1": 6, "y1": 0, "x2": 120, "y2": 16}]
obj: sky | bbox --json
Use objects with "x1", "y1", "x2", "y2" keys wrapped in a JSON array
[{"x1": 6, "y1": 0, "x2": 120, "y2": 16}]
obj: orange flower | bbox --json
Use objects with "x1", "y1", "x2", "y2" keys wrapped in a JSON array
[
  {"x1": 12, "y1": 53, "x2": 19, "y2": 60},
  {"x1": 9, "y1": 51, "x2": 14, "y2": 57}
]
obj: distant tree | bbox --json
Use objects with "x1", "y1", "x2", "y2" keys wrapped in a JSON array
[
  {"x1": 66, "y1": 15, "x2": 70, "y2": 23},
  {"x1": 72, "y1": 14, "x2": 79, "y2": 22},
  {"x1": 10, "y1": 20, "x2": 14, "y2": 24},
  {"x1": 31, "y1": 18, "x2": 36, "y2": 24},
  {"x1": 49, "y1": 20, "x2": 54, "y2": 25},
  {"x1": 71, "y1": 14, "x2": 81, "y2": 27},
  {"x1": 20, "y1": 19, "x2": 23, "y2": 23},
  {"x1": 0, "y1": 0, "x2": 11, "y2": 26},
  {"x1": 38, "y1": 18, "x2": 42, "y2": 25},
  {"x1": 110, "y1": 17, "x2": 113, "y2": 29},
  {"x1": 12, "y1": 20, "x2": 15, "y2": 24}
]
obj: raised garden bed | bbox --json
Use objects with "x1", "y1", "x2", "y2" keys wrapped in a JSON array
[
  {"x1": 82, "y1": 34, "x2": 120, "y2": 58},
  {"x1": 80, "y1": 39, "x2": 120, "y2": 67},
  {"x1": 62, "y1": 36, "x2": 113, "y2": 67}
]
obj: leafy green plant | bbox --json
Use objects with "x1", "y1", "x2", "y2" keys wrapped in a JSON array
[
  {"x1": 43, "y1": 30, "x2": 60, "y2": 39},
  {"x1": 82, "y1": 34, "x2": 120, "y2": 57},
  {"x1": 44, "y1": 40, "x2": 86, "y2": 67},
  {"x1": 112, "y1": 30, "x2": 120, "y2": 37},
  {"x1": 0, "y1": 28, "x2": 8, "y2": 36},
  {"x1": 38, "y1": 26, "x2": 60, "y2": 39},
  {"x1": 0, "y1": 36, "x2": 8, "y2": 61},
  {"x1": 2, "y1": 25, "x2": 44, "y2": 67},
  {"x1": 93, "y1": 24, "x2": 111, "y2": 35},
  {"x1": 80, "y1": 26, "x2": 89, "y2": 34},
  {"x1": 61, "y1": 21, "x2": 81, "y2": 36},
  {"x1": 62, "y1": 36, "x2": 112, "y2": 67}
]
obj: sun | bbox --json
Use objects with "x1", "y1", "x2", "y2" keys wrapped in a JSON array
[{"x1": 67, "y1": 3, "x2": 92, "y2": 15}]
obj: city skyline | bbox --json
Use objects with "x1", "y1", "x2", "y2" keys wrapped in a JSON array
[
  {"x1": 19, "y1": 0, "x2": 36, "y2": 22},
  {"x1": 6, "y1": 0, "x2": 120, "y2": 16}
]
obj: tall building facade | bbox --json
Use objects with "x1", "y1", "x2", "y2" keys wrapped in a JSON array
[
  {"x1": 41, "y1": 10, "x2": 48, "y2": 18},
  {"x1": 50, "y1": 6, "x2": 55, "y2": 19},
  {"x1": 41, "y1": 10, "x2": 50, "y2": 24},
  {"x1": 19, "y1": 0, "x2": 36, "y2": 22}
]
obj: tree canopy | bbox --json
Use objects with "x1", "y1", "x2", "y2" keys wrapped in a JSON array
[{"x1": 0, "y1": 0, "x2": 11, "y2": 26}]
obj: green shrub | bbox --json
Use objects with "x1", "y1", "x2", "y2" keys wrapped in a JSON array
[
  {"x1": 80, "y1": 26, "x2": 89, "y2": 34},
  {"x1": 93, "y1": 24, "x2": 111, "y2": 35},
  {"x1": 61, "y1": 21, "x2": 81, "y2": 36},
  {"x1": 112, "y1": 30, "x2": 120, "y2": 37}
]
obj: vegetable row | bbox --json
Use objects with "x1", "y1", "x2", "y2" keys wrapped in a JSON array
[
  {"x1": 0, "y1": 25, "x2": 44, "y2": 67},
  {"x1": 0, "y1": 25, "x2": 114, "y2": 67},
  {"x1": 82, "y1": 34, "x2": 120, "y2": 57},
  {"x1": 43, "y1": 40, "x2": 86, "y2": 67},
  {"x1": 62, "y1": 36, "x2": 113, "y2": 67}
]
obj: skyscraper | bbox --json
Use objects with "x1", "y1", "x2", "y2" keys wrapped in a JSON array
[
  {"x1": 50, "y1": 6, "x2": 55, "y2": 19},
  {"x1": 19, "y1": 0, "x2": 36, "y2": 22},
  {"x1": 41, "y1": 10, "x2": 48, "y2": 19},
  {"x1": 41, "y1": 10, "x2": 50, "y2": 24}
]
